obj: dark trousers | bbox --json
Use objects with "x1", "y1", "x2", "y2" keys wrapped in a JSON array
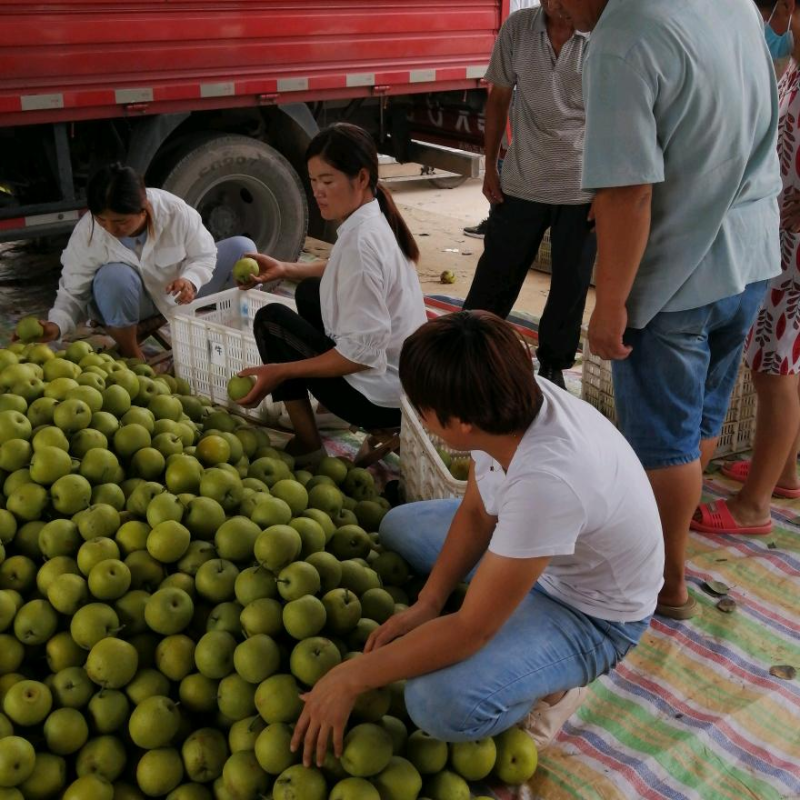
[
  {"x1": 463, "y1": 195, "x2": 597, "y2": 370},
  {"x1": 252, "y1": 278, "x2": 401, "y2": 430}
]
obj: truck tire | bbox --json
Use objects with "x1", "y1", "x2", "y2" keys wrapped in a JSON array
[{"x1": 160, "y1": 134, "x2": 308, "y2": 259}]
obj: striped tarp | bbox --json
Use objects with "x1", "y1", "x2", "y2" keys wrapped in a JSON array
[{"x1": 503, "y1": 478, "x2": 800, "y2": 800}]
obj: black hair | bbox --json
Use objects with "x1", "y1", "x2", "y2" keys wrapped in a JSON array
[
  {"x1": 306, "y1": 123, "x2": 420, "y2": 263},
  {"x1": 400, "y1": 311, "x2": 542, "y2": 435}
]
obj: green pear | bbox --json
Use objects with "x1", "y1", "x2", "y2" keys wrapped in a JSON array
[
  {"x1": 88, "y1": 558, "x2": 131, "y2": 600},
  {"x1": 305, "y1": 552, "x2": 342, "y2": 592},
  {"x1": 492, "y1": 726, "x2": 538, "y2": 785},
  {"x1": 329, "y1": 777, "x2": 381, "y2": 800},
  {"x1": 129, "y1": 695, "x2": 181, "y2": 749},
  {"x1": 87, "y1": 689, "x2": 129, "y2": 735},
  {"x1": 51, "y1": 473, "x2": 92, "y2": 514},
  {"x1": 221, "y1": 750, "x2": 270, "y2": 797},
  {"x1": 229, "y1": 714, "x2": 266, "y2": 753},
  {"x1": 233, "y1": 635, "x2": 280, "y2": 685},
  {"x1": 370, "y1": 756, "x2": 422, "y2": 800},
  {"x1": 226, "y1": 375, "x2": 255, "y2": 402},
  {"x1": 214, "y1": 516, "x2": 260, "y2": 563},
  {"x1": 218, "y1": 673, "x2": 257, "y2": 721},
  {"x1": 70, "y1": 602, "x2": 120, "y2": 649},
  {"x1": 194, "y1": 559, "x2": 239, "y2": 604},
  {"x1": 63, "y1": 774, "x2": 114, "y2": 800},
  {"x1": 147, "y1": 520, "x2": 191, "y2": 563},
  {"x1": 282, "y1": 595, "x2": 327, "y2": 640},
  {"x1": 340, "y1": 723, "x2": 393, "y2": 778},
  {"x1": 179, "y1": 674, "x2": 220, "y2": 715},
  {"x1": 3, "y1": 680, "x2": 52, "y2": 726},
  {"x1": 145, "y1": 587, "x2": 194, "y2": 635},
  {"x1": 86, "y1": 637, "x2": 139, "y2": 689},
  {"x1": 44, "y1": 707, "x2": 89, "y2": 755},
  {"x1": 234, "y1": 566, "x2": 277, "y2": 606},
  {"x1": 15, "y1": 317, "x2": 43, "y2": 343},
  {"x1": 450, "y1": 736, "x2": 497, "y2": 781},
  {"x1": 424, "y1": 769, "x2": 470, "y2": 800},
  {"x1": 250, "y1": 496, "x2": 293, "y2": 527},
  {"x1": 184, "y1": 497, "x2": 226, "y2": 540},
  {"x1": 240, "y1": 598, "x2": 282, "y2": 638},
  {"x1": 254, "y1": 674, "x2": 302, "y2": 724},
  {"x1": 136, "y1": 748, "x2": 184, "y2": 797},
  {"x1": 272, "y1": 764, "x2": 326, "y2": 800},
  {"x1": 289, "y1": 636, "x2": 341, "y2": 687},
  {"x1": 407, "y1": 730, "x2": 448, "y2": 774},
  {"x1": 322, "y1": 588, "x2": 362, "y2": 635},
  {"x1": 0, "y1": 736, "x2": 35, "y2": 787},
  {"x1": 181, "y1": 727, "x2": 228, "y2": 783}
]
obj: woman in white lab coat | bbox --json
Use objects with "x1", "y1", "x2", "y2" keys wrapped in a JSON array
[
  {"x1": 31, "y1": 163, "x2": 254, "y2": 360},
  {"x1": 237, "y1": 123, "x2": 427, "y2": 463}
]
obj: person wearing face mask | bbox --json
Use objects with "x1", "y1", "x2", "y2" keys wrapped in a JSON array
[
  {"x1": 24, "y1": 163, "x2": 254, "y2": 361},
  {"x1": 757, "y1": 0, "x2": 796, "y2": 60}
]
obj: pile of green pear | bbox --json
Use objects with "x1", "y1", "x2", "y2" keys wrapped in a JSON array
[{"x1": 0, "y1": 338, "x2": 537, "y2": 799}]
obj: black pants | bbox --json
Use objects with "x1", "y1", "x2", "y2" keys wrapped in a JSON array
[
  {"x1": 252, "y1": 279, "x2": 401, "y2": 430},
  {"x1": 463, "y1": 195, "x2": 597, "y2": 370}
]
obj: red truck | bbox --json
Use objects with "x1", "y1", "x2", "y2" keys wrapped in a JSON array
[{"x1": 0, "y1": 1, "x2": 506, "y2": 257}]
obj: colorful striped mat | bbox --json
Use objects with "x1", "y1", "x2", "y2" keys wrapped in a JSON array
[{"x1": 488, "y1": 480, "x2": 800, "y2": 800}]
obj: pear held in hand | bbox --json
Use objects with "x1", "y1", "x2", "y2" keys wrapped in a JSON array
[
  {"x1": 233, "y1": 258, "x2": 260, "y2": 285},
  {"x1": 16, "y1": 316, "x2": 44, "y2": 343}
]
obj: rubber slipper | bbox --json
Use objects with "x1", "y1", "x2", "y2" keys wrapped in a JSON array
[
  {"x1": 720, "y1": 461, "x2": 800, "y2": 499},
  {"x1": 690, "y1": 499, "x2": 773, "y2": 535},
  {"x1": 655, "y1": 594, "x2": 698, "y2": 620}
]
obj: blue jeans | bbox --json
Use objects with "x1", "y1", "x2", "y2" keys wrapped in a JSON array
[
  {"x1": 612, "y1": 280, "x2": 769, "y2": 470},
  {"x1": 379, "y1": 500, "x2": 651, "y2": 742},
  {"x1": 91, "y1": 235, "x2": 255, "y2": 327}
]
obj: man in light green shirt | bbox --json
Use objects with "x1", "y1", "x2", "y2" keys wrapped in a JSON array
[{"x1": 553, "y1": 0, "x2": 781, "y2": 619}]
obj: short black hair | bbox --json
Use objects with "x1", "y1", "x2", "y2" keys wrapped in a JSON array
[{"x1": 399, "y1": 311, "x2": 542, "y2": 435}]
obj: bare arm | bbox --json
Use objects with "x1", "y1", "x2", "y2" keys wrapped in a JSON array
[
  {"x1": 483, "y1": 85, "x2": 514, "y2": 204},
  {"x1": 587, "y1": 184, "x2": 653, "y2": 360},
  {"x1": 238, "y1": 252, "x2": 327, "y2": 289},
  {"x1": 237, "y1": 348, "x2": 367, "y2": 407},
  {"x1": 291, "y1": 544, "x2": 550, "y2": 766}
]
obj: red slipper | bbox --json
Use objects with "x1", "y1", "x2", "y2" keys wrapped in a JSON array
[
  {"x1": 690, "y1": 499, "x2": 773, "y2": 535},
  {"x1": 721, "y1": 461, "x2": 800, "y2": 499}
]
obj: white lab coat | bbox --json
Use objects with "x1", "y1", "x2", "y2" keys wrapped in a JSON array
[{"x1": 49, "y1": 188, "x2": 216, "y2": 338}]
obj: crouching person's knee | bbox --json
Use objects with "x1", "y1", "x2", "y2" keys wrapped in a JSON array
[{"x1": 404, "y1": 674, "x2": 491, "y2": 743}]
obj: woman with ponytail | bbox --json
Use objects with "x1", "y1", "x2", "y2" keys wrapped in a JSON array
[
  {"x1": 237, "y1": 122, "x2": 427, "y2": 463},
  {"x1": 28, "y1": 163, "x2": 254, "y2": 361}
]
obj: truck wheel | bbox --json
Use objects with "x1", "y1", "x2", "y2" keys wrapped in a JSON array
[{"x1": 160, "y1": 134, "x2": 308, "y2": 259}]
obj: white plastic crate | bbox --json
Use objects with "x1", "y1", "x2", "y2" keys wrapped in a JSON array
[
  {"x1": 580, "y1": 342, "x2": 757, "y2": 458},
  {"x1": 171, "y1": 288, "x2": 296, "y2": 424},
  {"x1": 400, "y1": 396, "x2": 470, "y2": 502}
]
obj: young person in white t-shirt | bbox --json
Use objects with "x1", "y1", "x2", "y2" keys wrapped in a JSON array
[
  {"x1": 235, "y1": 123, "x2": 427, "y2": 462},
  {"x1": 287, "y1": 311, "x2": 664, "y2": 768}
]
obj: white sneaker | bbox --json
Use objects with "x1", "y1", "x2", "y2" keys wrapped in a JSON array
[{"x1": 521, "y1": 686, "x2": 588, "y2": 750}]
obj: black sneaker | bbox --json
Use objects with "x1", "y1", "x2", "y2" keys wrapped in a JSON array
[
  {"x1": 538, "y1": 364, "x2": 566, "y2": 390},
  {"x1": 463, "y1": 218, "x2": 489, "y2": 239}
]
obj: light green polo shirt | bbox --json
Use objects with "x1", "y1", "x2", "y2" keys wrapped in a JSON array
[{"x1": 581, "y1": 0, "x2": 782, "y2": 329}]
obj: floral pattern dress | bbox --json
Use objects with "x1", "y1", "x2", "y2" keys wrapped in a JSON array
[{"x1": 744, "y1": 61, "x2": 800, "y2": 375}]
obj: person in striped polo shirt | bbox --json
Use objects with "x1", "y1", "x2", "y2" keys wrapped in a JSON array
[{"x1": 463, "y1": 0, "x2": 596, "y2": 390}]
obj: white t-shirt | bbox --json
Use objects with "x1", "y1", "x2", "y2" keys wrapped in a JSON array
[
  {"x1": 473, "y1": 381, "x2": 664, "y2": 622},
  {"x1": 320, "y1": 199, "x2": 427, "y2": 408}
]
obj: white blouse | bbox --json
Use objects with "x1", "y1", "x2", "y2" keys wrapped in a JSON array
[
  {"x1": 49, "y1": 189, "x2": 217, "y2": 339},
  {"x1": 320, "y1": 199, "x2": 427, "y2": 408}
]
